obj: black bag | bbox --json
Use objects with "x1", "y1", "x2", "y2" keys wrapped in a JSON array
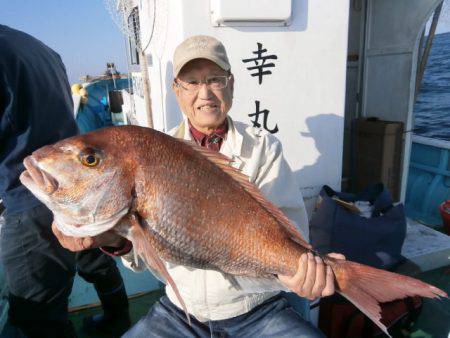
[{"x1": 310, "y1": 183, "x2": 406, "y2": 269}]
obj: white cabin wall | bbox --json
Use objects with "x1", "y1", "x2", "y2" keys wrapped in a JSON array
[{"x1": 137, "y1": 0, "x2": 350, "y2": 216}]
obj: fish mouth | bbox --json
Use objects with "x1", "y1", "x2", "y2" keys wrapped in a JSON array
[{"x1": 21, "y1": 156, "x2": 59, "y2": 195}]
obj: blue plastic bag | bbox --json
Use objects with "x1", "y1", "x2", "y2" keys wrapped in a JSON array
[{"x1": 310, "y1": 183, "x2": 406, "y2": 270}]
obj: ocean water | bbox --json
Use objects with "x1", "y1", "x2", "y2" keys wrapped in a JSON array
[{"x1": 414, "y1": 32, "x2": 450, "y2": 141}]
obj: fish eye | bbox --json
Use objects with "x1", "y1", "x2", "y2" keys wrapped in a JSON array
[{"x1": 80, "y1": 153, "x2": 99, "y2": 167}]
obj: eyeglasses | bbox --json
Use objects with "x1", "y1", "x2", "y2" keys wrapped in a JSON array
[{"x1": 175, "y1": 75, "x2": 231, "y2": 93}]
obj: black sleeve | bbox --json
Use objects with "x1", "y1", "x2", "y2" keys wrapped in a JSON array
[
  {"x1": 0, "y1": 73, "x2": 6, "y2": 120},
  {"x1": 0, "y1": 67, "x2": 13, "y2": 153},
  {"x1": 0, "y1": 73, "x2": 8, "y2": 161}
]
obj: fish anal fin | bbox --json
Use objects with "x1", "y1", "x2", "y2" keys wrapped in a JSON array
[
  {"x1": 128, "y1": 213, "x2": 192, "y2": 325},
  {"x1": 181, "y1": 140, "x2": 310, "y2": 248}
]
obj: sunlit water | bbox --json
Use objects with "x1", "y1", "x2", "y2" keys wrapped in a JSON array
[{"x1": 414, "y1": 32, "x2": 450, "y2": 141}]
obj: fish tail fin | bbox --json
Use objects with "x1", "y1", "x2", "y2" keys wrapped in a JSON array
[{"x1": 326, "y1": 258, "x2": 447, "y2": 337}]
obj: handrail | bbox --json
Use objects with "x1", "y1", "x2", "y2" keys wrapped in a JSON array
[{"x1": 412, "y1": 135, "x2": 450, "y2": 150}]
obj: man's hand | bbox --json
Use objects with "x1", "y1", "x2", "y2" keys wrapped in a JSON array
[
  {"x1": 51, "y1": 222, "x2": 126, "y2": 252},
  {"x1": 278, "y1": 252, "x2": 345, "y2": 300}
]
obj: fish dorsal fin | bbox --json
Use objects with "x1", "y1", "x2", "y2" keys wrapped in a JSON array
[
  {"x1": 181, "y1": 140, "x2": 235, "y2": 166},
  {"x1": 180, "y1": 140, "x2": 309, "y2": 248}
]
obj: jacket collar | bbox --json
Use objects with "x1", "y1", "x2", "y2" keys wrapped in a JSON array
[
  {"x1": 188, "y1": 119, "x2": 228, "y2": 146},
  {"x1": 172, "y1": 115, "x2": 244, "y2": 160}
]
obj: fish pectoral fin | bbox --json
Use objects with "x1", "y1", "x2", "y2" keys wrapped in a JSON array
[{"x1": 128, "y1": 213, "x2": 192, "y2": 325}]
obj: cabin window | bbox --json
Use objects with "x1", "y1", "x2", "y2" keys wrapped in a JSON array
[{"x1": 128, "y1": 7, "x2": 140, "y2": 65}]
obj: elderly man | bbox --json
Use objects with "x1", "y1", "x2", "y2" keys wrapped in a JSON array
[{"x1": 53, "y1": 35, "x2": 343, "y2": 337}]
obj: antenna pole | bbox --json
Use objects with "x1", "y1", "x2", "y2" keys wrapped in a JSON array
[{"x1": 415, "y1": 1, "x2": 443, "y2": 101}]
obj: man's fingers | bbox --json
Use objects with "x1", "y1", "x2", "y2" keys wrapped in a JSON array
[
  {"x1": 301, "y1": 253, "x2": 316, "y2": 298},
  {"x1": 52, "y1": 222, "x2": 73, "y2": 250},
  {"x1": 52, "y1": 222, "x2": 120, "y2": 251},
  {"x1": 278, "y1": 252, "x2": 338, "y2": 300},
  {"x1": 71, "y1": 236, "x2": 95, "y2": 251},
  {"x1": 74, "y1": 237, "x2": 84, "y2": 251},
  {"x1": 328, "y1": 252, "x2": 346, "y2": 260},
  {"x1": 82, "y1": 236, "x2": 95, "y2": 250},
  {"x1": 52, "y1": 222, "x2": 92, "y2": 251},
  {"x1": 321, "y1": 265, "x2": 335, "y2": 297},
  {"x1": 292, "y1": 253, "x2": 308, "y2": 288},
  {"x1": 311, "y1": 256, "x2": 326, "y2": 299},
  {"x1": 278, "y1": 253, "x2": 308, "y2": 291},
  {"x1": 51, "y1": 222, "x2": 63, "y2": 240}
]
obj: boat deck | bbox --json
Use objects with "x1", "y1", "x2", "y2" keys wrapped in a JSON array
[{"x1": 70, "y1": 288, "x2": 164, "y2": 338}]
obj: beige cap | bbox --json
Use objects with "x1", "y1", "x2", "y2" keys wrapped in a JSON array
[{"x1": 173, "y1": 35, "x2": 231, "y2": 77}]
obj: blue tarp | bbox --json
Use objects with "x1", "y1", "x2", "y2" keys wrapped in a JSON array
[{"x1": 76, "y1": 78, "x2": 130, "y2": 134}]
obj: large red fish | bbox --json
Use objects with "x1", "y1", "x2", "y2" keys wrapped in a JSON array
[{"x1": 20, "y1": 126, "x2": 446, "y2": 335}]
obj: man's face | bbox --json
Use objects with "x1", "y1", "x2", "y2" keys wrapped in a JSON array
[{"x1": 173, "y1": 58, "x2": 234, "y2": 132}]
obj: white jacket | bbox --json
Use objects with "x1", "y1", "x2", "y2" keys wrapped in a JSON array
[{"x1": 122, "y1": 115, "x2": 309, "y2": 322}]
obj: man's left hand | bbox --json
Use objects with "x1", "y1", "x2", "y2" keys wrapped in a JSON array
[
  {"x1": 52, "y1": 222, "x2": 126, "y2": 252},
  {"x1": 278, "y1": 252, "x2": 345, "y2": 300}
]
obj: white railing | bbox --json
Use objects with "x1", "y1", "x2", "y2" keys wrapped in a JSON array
[{"x1": 412, "y1": 135, "x2": 450, "y2": 150}]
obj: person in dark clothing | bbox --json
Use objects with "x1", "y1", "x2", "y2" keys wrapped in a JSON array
[{"x1": 0, "y1": 25, "x2": 131, "y2": 338}]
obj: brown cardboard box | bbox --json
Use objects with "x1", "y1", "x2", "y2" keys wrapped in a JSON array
[{"x1": 352, "y1": 118, "x2": 404, "y2": 200}]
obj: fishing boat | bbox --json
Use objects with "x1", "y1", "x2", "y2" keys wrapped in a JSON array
[
  {"x1": 73, "y1": 65, "x2": 133, "y2": 133},
  {"x1": 1, "y1": 0, "x2": 449, "y2": 336}
]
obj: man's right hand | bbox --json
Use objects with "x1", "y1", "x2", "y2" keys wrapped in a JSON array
[{"x1": 51, "y1": 222, "x2": 126, "y2": 252}]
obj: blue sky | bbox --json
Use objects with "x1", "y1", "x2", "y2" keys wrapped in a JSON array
[
  {"x1": 427, "y1": 0, "x2": 450, "y2": 34},
  {"x1": 1, "y1": 0, "x2": 449, "y2": 85},
  {"x1": 437, "y1": 0, "x2": 450, "y2": 33},
  {"x1": 0, "y1": 0, "x2": 128, "y2": 84}
]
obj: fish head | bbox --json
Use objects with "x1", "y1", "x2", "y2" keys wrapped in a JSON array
[{"x1": 20, "y1": 129, "x2": 136, "y2": 236}]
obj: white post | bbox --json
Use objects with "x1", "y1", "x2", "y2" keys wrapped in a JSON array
[{"x1": 139, "y1": 50, "x2": 154, "y2": 128}]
